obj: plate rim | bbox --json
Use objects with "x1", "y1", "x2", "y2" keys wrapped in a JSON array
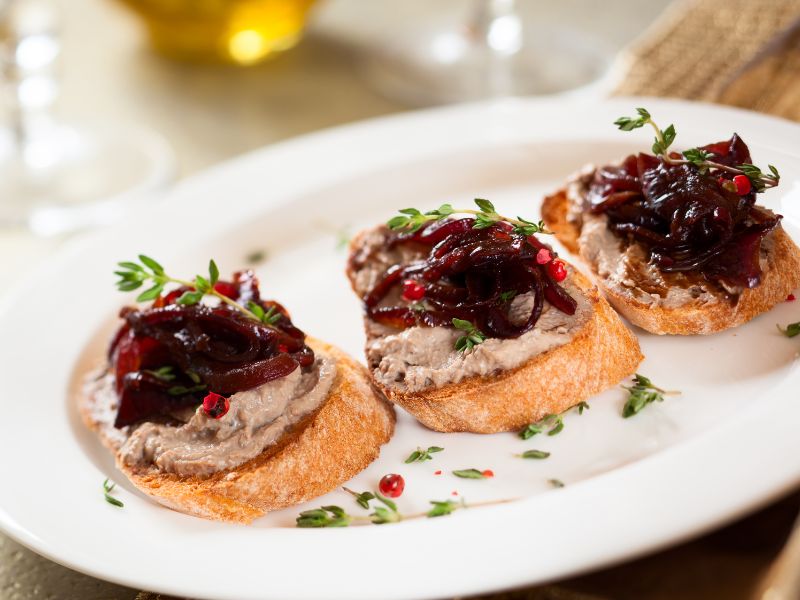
[{"x1": 1, "y1": 95, "x2": 800, "y2": 600}]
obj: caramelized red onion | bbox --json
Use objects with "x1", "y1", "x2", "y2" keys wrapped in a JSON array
[
  {"x1": 363, "y1": 218, "x2": 576, "y2": 340},
  {"x1": 586, "y1": 135, "x2": 780, "y2": 289},
  {"x1": 109, "y1": 271, "x2": 314, "y2": 428}
]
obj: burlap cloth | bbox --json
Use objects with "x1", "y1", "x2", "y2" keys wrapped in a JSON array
[{"x1": 137, "y1": 1, "x2": 800, "y2": 598}]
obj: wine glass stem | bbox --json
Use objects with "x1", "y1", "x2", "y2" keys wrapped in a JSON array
[{"x1": 467, "y1": 0, "x2": 523, "y2": 96}]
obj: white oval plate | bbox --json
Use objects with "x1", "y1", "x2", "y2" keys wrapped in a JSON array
[{"x1": 1, "y1": 97, "x2": 799, "y2": 600}]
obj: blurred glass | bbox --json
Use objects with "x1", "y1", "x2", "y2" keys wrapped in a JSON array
[
  {"x1": 118, "y1": 0, "x2": 318, "y2": 65},
  {"x1": 0, "y1": 0, "x2": 173, "y2": 235},
  {"x1": 361, "y1": 0, "x2": 611, "y2": 106}
]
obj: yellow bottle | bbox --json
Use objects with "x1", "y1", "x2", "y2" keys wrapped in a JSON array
[{"x1": 119, "y1": 0, "x2": 317, "y2": 65}]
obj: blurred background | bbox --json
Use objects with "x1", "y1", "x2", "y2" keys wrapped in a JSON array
[{"x1": 3, "y1": 0, "x2": 800, "y2": 598}]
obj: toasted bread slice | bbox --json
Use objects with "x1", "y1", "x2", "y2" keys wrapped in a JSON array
[
  {"x1": 542, "y1": 188, "x2": 800, "y2": 335},
  {"x1": 346, "y1": 229, "x2": 643, "y2": 433},
  {"x1": 78, "y1": 339, "x2": 395, "y2": 523}
]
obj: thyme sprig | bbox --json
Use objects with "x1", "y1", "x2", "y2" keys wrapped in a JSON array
[
  {"x1": 296, "y1": 497, "x2": 513, "y2": 527},
  {"x1": 115, "y1": 255, "x2": 277, "y2": 327},
  {"x1": 622, "y1": 374, "x2": 680, "y2": 418},
  {"x1": 388, "y1": 198, "x2": 550, "y2": 235},
  {"x1": 518, "y1": 401, "x2": 588, "y2": 440},
  {"x1": 452, "y1": 318, "x2": 486, "y2": 353},
  {"x1": 103, "y1": 478, "x2": 124, "y2": 508},
  {"x1": 519, "y1": 413, "x2": 564, "y2": 439},
  {"x1": 615, "y1": 108, "x2": 780, "y2": 191},
  {"x1": 405, "y1": 446, "x2": 444, "y2": 464},
  {"x1": 778, "y1": 321, "x2": 800, "y2": 338},
  {"x1": 343, "y1": 487, "x2": 375, "y2": 509}
]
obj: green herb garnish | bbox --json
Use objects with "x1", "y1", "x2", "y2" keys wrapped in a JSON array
[
  {"x1": 387, "y1": 198, "x2": 550, "y2": 236},
  {"x1": 622, "y1": 374, "x2": 679, "y2": 418},
  {"x1": 499, "y1": 290, "x2": 517, "y2": 303},
  {"x1": 103, "y1": 478, "x2": 124, "y2": 508},
  {"x1": 343, "y1": 487, "x2": 375, "y2": 510},
  {"x1": 167, "y1": 384, "x2": 207, "y2": 397},
  {"x1": 370, "y1": 493, "x2": 402, "y2": 525},
  {"x1": 519, "y1": 413, "x2": 564, "y2": 439},
  {"x1": 405, "y1": 446, "x2": 444, "y2": 464},
  {"x1": 452, "y1": 468, "x2": 488, "y2": 479},
  {"x1": 778, "y1": 321, "x2": 800, "y2": 338},
  {"x1": 144, "y1": 366, "x2": 176, "y2": 382},
  {"x1": 115, "y1": 255, "x2": 280, "y2": 327},
  {"x1": 245, "y1": 249, "x2": 267, "y2": 264},
  {"x1": 452, "y1": 318, "x2": 486, "y2": 353},
  {"x1": 518, "y1": 449, "x2": 550, "y2": 459},
  {"x1": 615, "y1": 108, "x2": 779, "y2": 192},
  {"x1": 427, "y1": 499, "x2": 465, "y2": 518},
  {"x1": 296, "y1": 505, "x2": 352, "y2": 528}
]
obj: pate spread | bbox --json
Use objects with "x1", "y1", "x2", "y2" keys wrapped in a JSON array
[
  {"x1": 566, "y1": 168, "x2": 775, "y2": 309},
  {"x1": 351, "y1": 228, "x2": 591, "y2": 393},
  {"x1": 86, "y1": 353, "x2": 336, "y2": 477}
]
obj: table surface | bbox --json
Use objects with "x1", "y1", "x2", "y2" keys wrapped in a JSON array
[{"x1": 6, "y1": 1, "x2": 756, "y2": 598}]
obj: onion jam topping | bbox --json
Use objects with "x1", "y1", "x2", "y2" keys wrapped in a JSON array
[
  {"x1": 586, "y1": 135, "x2": 781, "y2": 290},
  {"x1": 362, "y1": 218, "x2": 577, "y2": 341},
  {"x1": 108, "y1": 271, "x2": 313, "y2": 428}
]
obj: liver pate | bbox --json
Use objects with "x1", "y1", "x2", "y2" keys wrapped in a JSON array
[
  {"x1": 351, "y1": 227, "x2": 592, "y2": 393},
  {"x1": 85, "y1": 352, "x2": 336, "y2": 477}
]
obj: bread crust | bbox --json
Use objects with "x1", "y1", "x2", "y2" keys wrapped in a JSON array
[
  {"x1": 542, "y1": 189, "x2": 800, "y2": 335},
  {"x1": 346, "y1": 235, "x2": 643, "y2": 433},
  {"x1": 78, "y1": 339, "x2": 395, "y2": 523}
]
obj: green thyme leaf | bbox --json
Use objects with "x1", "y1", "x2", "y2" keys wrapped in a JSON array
[
  {"x1": 247, "y1": 301, "x2": 265, "y2": 320},
  {"x1": 576, "y1": 401, "x2": 590, "y2": 414},
  {"x1": 176, "y1": 290, "x2": 204, "y2": 306},
  {"x1": 355, "y1": 492, "x2": 375, "y2": 510},
  {"x1": 682, "y1": 148, "x2": 713, "y2": 173},
  {"x1": 144, "y1": 366, "x2": 176, "y2": 382},
  {"x1": 452, "y1": 318, "x2": 486, "y2": 353},
  {"x1": 405, "y1": 446, "x2": 444, "y2": 464},
  {"x1": 136, "y1": 284, "x2": 164, "y2": 303},
  {"x1": 245, "y1": 249, "x2": 267, "y2": 264},
  {"x1": 342, "y1": 487, "x2": 375, "y2": 509},
  {"x1": 369, "y1": 493, "x2": 401, "y2": 524},
  {"x1": 474, "y1": 198, "x2": 496, "y2": 213},
  {"x1": 167, "y1": 384, "x2": 207, "y2": 397},
  {"x1": 102, "y1": 478, "x2": 124, "y2": 508},
  {"x1": 138, "y1": 254, "x2": 164, "y2": 275},
  {"x1": 519, "y1": 449, "x2": 550, "y2": 459},
  {"x1": 262, "y1": 306, "x2": 281, "y2": 325},
  {"x1": 519, "y1": 413, "x2": 564, "y2": 439},
  {"x1": 427, "y1": 499, "x2": 464, "y2": 518},
  {"x1": 208, "y1": 260, "x2": 219, "y2": 286},
  {"x1": 452, "y1": 468, "x2": 487, "y2": 479},
  {"x1": 548, "y1": 415, "x2": 564, "y2": 436},
  {"x1": 499, "y1": 290, "x2": 517, "y2": 303},
  {"x1": 296, "y1": 505, "x2": 352, "y2": 528},
  {"x1": 194, "y1": 275, "x2": 211, "y2": 293},
  {"x1": 512, "y1": 216, "x2": 549, "y2": 236},
  {"x1": 622, "y1": 373, "x2": 677, "y2": 418},
  {"x1": 778, "y1": 321, "x2": 800, "y2": 338}
]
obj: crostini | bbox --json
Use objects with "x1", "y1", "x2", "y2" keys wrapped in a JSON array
[
  {"x1": 79, "y1": 258, "x2": 395, "y2": 523},
  {"x1": 346, "y1": 200, "x2": 643, "y2": 433},
  {"x1": 542, "y1": 108, "x2": 800, "y2": 335}
]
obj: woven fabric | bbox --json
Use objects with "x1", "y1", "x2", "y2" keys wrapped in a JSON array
[{"x1": 612, "y1": 0, "x2": 800, "y2": 121}]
